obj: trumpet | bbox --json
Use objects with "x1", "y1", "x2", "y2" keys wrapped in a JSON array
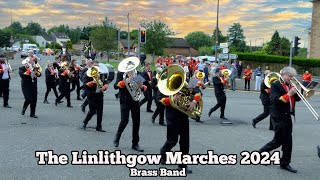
[{"x1": 264, "y1": 72, "x2": 319, "y2": 120}]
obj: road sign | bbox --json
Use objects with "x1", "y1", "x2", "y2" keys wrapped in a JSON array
[
  {"x1": 223, "y1": 48, "x2": 229, "y2": 53},
  {"x1": 220, "y1": 43, "x2": 228, "y2": 48},
  {"x1": 211, "y1": 46, "x2": 220, "y2": 50},
  {"x1": 229, "y1": 54, "x2": 238, "y2": 59},
  {"x1": 218, "y1": 53, "x2": 229, "y2": 59}
]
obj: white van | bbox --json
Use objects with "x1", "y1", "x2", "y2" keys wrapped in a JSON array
[{"x1": 21, "y1": 44, "x2": 39, "y2": 58}]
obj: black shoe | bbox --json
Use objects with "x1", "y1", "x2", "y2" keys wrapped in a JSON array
[
  {"x1": 77, "y1": 97, "x2": 82, "y2": 100},
  {"x1": 132, "y1": 145, "x2": 144, "y2": 152},
  {"x1": 4, "y1": 105, "x2": 12, "y2": 108},
  {"x1": 30, "y1": 115, "x2": 38, "y2": 118},
  {"x1": 160, "y1": 157, "x2": 166, "y2": 165},
  {"x1": 196, "y1": 119, "x2": 204, "y2": 123},
  {"x1": 55, "y1": 100, "x2": 58, "y2": 106},
  {"x1": 317, "y1": 145, "x2": 320, "y2": 158},
  {"x1": 21, "y1": 109, "x2": 26, "y2": 115},
  {"x1": 115, "y1": 94, "x2": 119, "y2": 100},
  {"x1": 67, "y1": 105, "x2": 73, "y2": 108},
  {"x1": 43, "y1": 100, "x2": 49, "y2": 104},
  {"x1": 252, "y1": 120, "x2": 257, "y2": 128},
  {"x1": 159, "y1": 122, "x2": 166, "y2": 126},
  {"x1": 178, "y1": 166, "x2": 192, "y2": 174},
  {"x1": 96, "y1": 128, "x2": 106, "y2": 132},
  {"x1": 58, "y1": 101, "x2": 64, "y2": 104},
  {"x1": 114, "y1": 134, "x2": 120, "y2": 147},
  {"x1": 151, "y1": 117, "x2": 155, "y2": 124},
  {"x1": 220, "y1": 117, "x2": 228, "y2": 120},
  {"x1": 280, "y1": 165, "x2": 297, "y2": 173},
  {"x1": 81, "y1": 123, "x2": 86, "y2": 130},
  {"x1": 147, "y1": 109, "x2": 154, "y2": 113},
  {"x1": 81, "y1": 105, "x2": 85, "y2": 113},
  {"x1": 208, "y1": 109, "x2": 214, "y2": 117}
]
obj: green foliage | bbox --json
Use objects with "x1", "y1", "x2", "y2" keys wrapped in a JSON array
[
  {"x1": 0, "y1": 29, "x2": 11, "y2": 47},
  {"x1": 185, "y1": 31, "x2": 212, "y2": 50},
  {"x1": 198, "y1": 46, "x2": 214, "y2": 56},
  {"x1": 19, "y1": 34, "x2": 38, "y2": 46},
  {"x1": 296, "y1": 48, "x2": 307, "y2": 58},
  {"x1": 25, "y1": 22, "x2": 45, "y2": 36},
  {"x1": 9, "y1": 22, "x2": 24, "y2": 34},
  {"x1": 45, "y1": 42, "x2": 50, "y2": 48},
  {"x1": 80, "y1": 26, "x2": 94, "y2": 40},
  {"x1": 227, "y1": 23, "x2": 248, "y2": 52},
  {"x1": 89, "y1": 17, "x2": 117, "y2": 52},
  {"x1": 236, "y1": 52, "x2": 320, "y2": 67},
  {"x1": 120, "y1": 31, "x2": 128, "y2": 39},
  {"x1": 49, "y1": 42, "x2": 62, "y2": 49},
  {"x1": 140, "y1": 20, "x2": 175, "y2": 55},
  {"x1": 66, "y1": 40, "x2": 73, "y2": 50},
  {"x1": 212, "y1": 27, "x2": 227, "y2": 45},
  {"x1": 264, "y1": 31, "x2": 291, "y2": 56}
]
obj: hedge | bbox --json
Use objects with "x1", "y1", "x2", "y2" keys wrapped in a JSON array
[{"x1": 235, "y1": 52, "x2": 320, "y2": 67}]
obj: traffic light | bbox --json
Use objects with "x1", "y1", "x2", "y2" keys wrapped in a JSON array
[
  {"x1": 293, "y1": 36, "x2": 301, "y2": 56},
  {"x1": 140, "y1": 30, "x2": 146, "y2": 44}
]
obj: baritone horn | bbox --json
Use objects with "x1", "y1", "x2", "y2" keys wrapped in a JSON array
[
  {"x1": 264, "y1": 72, "x2": 319, "y2": 120},
  {"x1": 158, "y1": 64, "x2": 203, "y2": 120}
]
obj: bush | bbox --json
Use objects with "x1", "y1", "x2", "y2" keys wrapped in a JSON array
[
  {"x1": 49, "y1": 42, "x2": 62, "y2": 50},
  {"x1": 235, "y1": 52, "x2": 320, "y2": 67}
]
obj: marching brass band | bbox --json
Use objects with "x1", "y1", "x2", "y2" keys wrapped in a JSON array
[{"x1": 2, "y1": 51, "x2": 320, "y2": 174}]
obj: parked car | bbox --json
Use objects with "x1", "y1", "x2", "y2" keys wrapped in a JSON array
[{"x1": 104, "y1": 63, "x2": 115, "y2": 83}]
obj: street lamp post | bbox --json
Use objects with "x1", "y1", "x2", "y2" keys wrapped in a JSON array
[{"x1": 214, "y1": 0, "x2": 220, "y2": 63}]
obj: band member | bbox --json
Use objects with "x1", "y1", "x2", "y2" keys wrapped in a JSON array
[
  {"x1": 81, "y1": 67, "x2": 108, "y2": 132},
  {"x1": 151, "y1": 67, "x2": 165, "y2": 126},
  {"x1": 139, "y1": 63, "x2": 153, "y2": 112},
  {"x1": 113, "y1": 70, "x2": 147, "y2": 152},
  {"x1": 301, "y1": 70, "x2": 312, "y2": 87},
  {"x1": 259, "y1": 67, "x2": 300, "y2": 173},
  {"x1": 44, "y1": 61, "x2": 59, "y2": 104},
  {"x1": 159, "y1": 74, "x2": 201, "y2": 174},
  {"x1": 55, "y1": 62, "x2": 73, "y2": 107},
  {"x1": 70, "y1": 59, "x2": 82, "y2": 100},
  {"x1": 208, "y1": 68, "x2": 229, "y2": 123},
  {"x1": 243, "y1": 65, "x2": 252, "y2": 91},
  {"x1": 80, "y1": 59, "x2": 94, "y2": 113},
  {"x1": 0, "y1": 55, "x2": 11, "y2": 108},
  {"x1": 20, "y1": 58, "x2": 41, "y2": 118},
  {"x1": 252, "y1": 70, "x2": 273, "y2": 130},
  {"x1": 219, "y1": 61, "x2": 227, "y2": 70}
]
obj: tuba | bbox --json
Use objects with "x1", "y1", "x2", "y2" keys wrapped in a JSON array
[
  {"x1": 158, "y1": 64, "x2": 203, "y2": 120},
  {"x1": 118, "y1": 57, "x2": 142, "y2": 101},
  {"x1": 221, "y1": 69, "x2": 231, "y2": 79}
]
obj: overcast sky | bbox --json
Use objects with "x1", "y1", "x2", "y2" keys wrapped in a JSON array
[{"x1": 0, "y1": 0, "x2": 314, "y2": 46}]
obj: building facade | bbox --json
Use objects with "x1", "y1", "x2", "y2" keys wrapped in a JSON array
[{"x1": 309, "y1": 0, "x2": 320, "y2": 58}]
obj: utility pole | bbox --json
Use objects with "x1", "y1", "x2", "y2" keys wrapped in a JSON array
[
  {"x1": 214, "y1": 0, "x2": 220, "y2": 63},
  {"x1": 289, "y1": 37, "x2": 293, "y2": 67},
  {"x1": 138, "y1": 28, "x2": 141, "y2": 58},
  {"x1": 117, "y1": 28, "x2": 120, "y2": 61},
  {"x1": 127, "y1": 13, "x2": 130, "y2": 57}
]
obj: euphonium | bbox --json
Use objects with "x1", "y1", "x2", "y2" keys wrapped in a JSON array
[
  {"x1": 118, "y1": 57, "x2": 142, "y2": 101},
  {"x1": 87, "y1": 66, "x2": 104, "y2": 89},
  {"x1": 158, "y1": 64, "x2": 203, "y2": 120}
]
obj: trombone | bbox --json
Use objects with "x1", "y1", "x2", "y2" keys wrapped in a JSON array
[{"x1": 265, "y1": 72, "x2": 319, "y2": 120}]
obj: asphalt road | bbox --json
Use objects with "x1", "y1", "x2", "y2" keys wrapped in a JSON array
[{"x1": 0, "y1": 53, "x2": 320, "y2": 180}]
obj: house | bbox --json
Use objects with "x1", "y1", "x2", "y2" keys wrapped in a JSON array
[
  {"x1": 32, "y1": 33, "x2": 54, "y2": 47},
  {"x1": 165, "y1": 38, "x2": 198, "y2": 56},
  {"x1": 120, "y1": 39, "x2": 138, "y2": 55},
  {"x1": 51, "y1": 32, "x2": 70, "y2": 46}
]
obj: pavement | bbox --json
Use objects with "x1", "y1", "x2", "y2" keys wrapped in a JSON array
[{"x1": 0, "y1": 53, "x2": 320, "y2": 180}]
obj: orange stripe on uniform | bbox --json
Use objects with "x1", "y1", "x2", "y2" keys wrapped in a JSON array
[
  {"x1": 193, "y1": 93, "x2": 201, "y2": 103},
  {"x1": 160, "y1": 97, "x2": 171, "y2": 106},
  {"x1": 117, "y1": 80, "x2": 125, "y2": 88},
  {"x1": 279, "y1": 93, "x2": 289, "y2": 103},
  {"x1": 86, "y1": 81, "x2": 94, "y2": 87}
]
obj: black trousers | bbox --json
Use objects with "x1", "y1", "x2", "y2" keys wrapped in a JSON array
[
  {"x1": 115, "y1": 101, "x2": 140, "y2": 146},
  {"x1": 139, "y1": 88, "x2": 152, "y2": 110},
  {"x1": 22, "y1": 93, "x2": 37, "y2": 116},
  {"x1": 188, "y1": 70, "x2": 193, "y2": 79},
  {"x1": 83, "y1": 93, "x2": 104, "y2": 129},
  {"x1": 152, "y1": 103, "x2": 165, "y2": 124},
  {"x1": 210, "y1": 94, "x2": 226, "y2": 118},
  {"x1": 70, "y1": 80, "x2": 81, "y2": 98},
  {"x1": 260, "y1": 116, "x2": 293, "y2": 166},
  {"x1": 161, "y1": 108, "x2": 189, "y2": 167},
  {"x1": 44, "y1": 82, "x2": 58, "y2": 100},
  {"x1": 245, "y1": 79, "x2": 250, "y2": 90},
  {"x1": 57, "y1": 89, "x2": 71, "y2": 106},
  {"x1": 0, "y1": 79, "x2": 9, "y2": 106},
  {"x1": 253, "y1": 102, "x2": 273, "y2": 129}
]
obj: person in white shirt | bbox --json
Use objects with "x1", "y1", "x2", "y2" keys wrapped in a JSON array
[{"x1": 0, "y1": 55, "x2": 11, "y2": 108}]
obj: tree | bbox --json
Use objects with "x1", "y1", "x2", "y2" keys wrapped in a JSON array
[
  {"x1": 130, "y1": 29, "x2": 138, "y2": 40},
  {"x1": 140, "y1": 20, "x2": 175, "y2": 59},
  {"x1": 264, "y1": 31, "x2": 290, "y2": 56},
  {"x1": 66, "y1": 40, "x2": 73, "y2": 50},
  {"x1": 296, "y1": 48, "x2": 307, "y2": 58},
  {"x1": 279, "y1": 37, "x2": 290, "y2": 56},
  {"x1": 80, "y1": 26, "x2": 94, "y2": 40},
  {"x1": 120, "y1": 31, "x2": 128, "y2": 39},
  {"x1": 68, "y1": 27, "x2": 81, "y2": 44},
  {"x1": 89, "y1": 17, "x2": 117, "y2": 61},
  {"x1": 0, "y1": 29, "x2": 11, "y2": 47},
  {"x1": 9, "y1": 22, "x2": 24, "y2": 35},
  {"x1": 212, "y1": 27, "x2": 227, "y2": 45},
  {"x1": 24, "y1": 22, "x2": 44, "y2": 36},
  {"x1": 227, "y1": 23, "x2": 245, "y2": 44},
  {"x1": 198, "y1": 46, "x2": 214, "y2": 56},
  {"x1": 185, "y1": 31, "x2": 211, "y2": 50}
]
